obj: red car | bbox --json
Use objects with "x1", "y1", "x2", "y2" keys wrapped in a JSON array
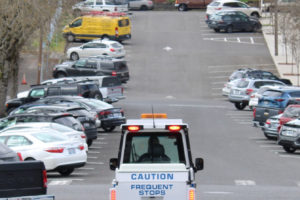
[{"x1": 278, "y1": 105, "x2": 300, "y2": 131}]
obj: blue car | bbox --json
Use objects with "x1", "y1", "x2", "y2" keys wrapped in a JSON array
[{"x1": 253, "y1": 87, "x2": 300, "y2": 127}]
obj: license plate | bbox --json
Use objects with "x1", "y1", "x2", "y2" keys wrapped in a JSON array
[
  {"x1": 233, "y1": 90, "x2": 241, "y2": 95},
  {"x1": 114, "y1": 113, "x2": 122, "y2": 118},
  {"x1": 264, "y1": 112, "x2": 269, "y2": 116},
  {"x1": 264, "y1": 101, "x2": 269, "y2": 105},
  {"x1": 68, "y1": 148, "x2": 76, "y2": 154},
  {"x1": 84, "y1": 123, "x2": 90, "y2": 128}
]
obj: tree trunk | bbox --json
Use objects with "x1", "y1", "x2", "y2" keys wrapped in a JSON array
[
  {"x1": 8, "y1": 55, "x2": 19, "y2": 100},
  {"x1": 0, "y1": 58, "x2": 10, "y2": 117}
]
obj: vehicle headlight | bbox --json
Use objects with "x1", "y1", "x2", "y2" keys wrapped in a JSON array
[{"x1": 281, "y1": 127, "x2": 299, "y2": 137}]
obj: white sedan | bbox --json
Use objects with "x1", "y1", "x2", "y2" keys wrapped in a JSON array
[
  {"x1": 0, "y1": 122, "x2": 88, "y2": 151},
  {"x1": 67, "y1": 40, "x2": 126, "y2": 61},
  {"x1": 0, "y1": 129, "x2": 87, "y2": 176}
]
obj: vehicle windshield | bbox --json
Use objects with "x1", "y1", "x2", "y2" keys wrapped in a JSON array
[
  {"x1": 123, "y1": 132, "x2": 186, "y2": 164},
  {"x1": 283, "y1": 107, "x2": 300, "y2": 118},
  {"x1": 236, "y1": 80, "x2": 249, "y2": 88},
  {"x1": 81, "y1": 99, "x2": 113, "y2": 109},
  {"x1": 53, "y1": 116, "x2": 83, "y2": 131}
]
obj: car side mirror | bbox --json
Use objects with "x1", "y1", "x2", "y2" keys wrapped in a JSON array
[
  {"x1": 194, "y1": 158, "x2": 204, "y2": 171},
  {"x1": 109, "y1": 158, "x2": 118, "y2": 170}
]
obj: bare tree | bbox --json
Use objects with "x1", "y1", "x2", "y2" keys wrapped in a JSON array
[{"x1": 0, "y1": 0, "x2": 59, "y2": 116}]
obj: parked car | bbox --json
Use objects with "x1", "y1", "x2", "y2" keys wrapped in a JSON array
[
  {"x1": 52, "y1": 57, "x2": 130, "y2": 83},
  {"x1": 0, "y1": 142, "x2": 22, "y2": 162},
  {"x1": 229, "y1": 79, "x2": 285, "y2": 110},
  {"x1": 22, "y1": 96, "x2": 126, "y2": 132},
  {"x1": 67, "y1": 40, "x2": 125, "y2": 61},
  {"x1": 73, "y1": 98, "x2": 126, "y2": 132},
  {"x1": 253, "y1": 87, "x2": 300, "y2": 127},
  {"x1": 208, "y1": 11, "x2": 262, "y2": 33},
  {"x1": 278, "y1": 117, "x2": 300, "y2": 153},
  {"x1": 249, "y1": 85, "x2": 284, "y2": 108},
  {"x1": 206, "y1": 10, "x2": 250, "y2": 24},
  {"x1": 262, "y1": 114, "x2": 282, "y2": 139},
  {"x1": 63, "y1": 13, "x2": 131, "y2": 42},
  {"x1": 228, "y1": 68, "x2": 255, "y2": 82},
  {"x1": 0, "y1": 122, "x2": 88, "y2": 151},
  {"x1": 175, "y1": 0, "x2": 213, "y2": 11},
  {"x1": 72, "y1": 0, "x2": 129, "y2": 15},
  {"x1": 9, "y1": 106, "x2": 98, "y2": 147},
  {"x1": 278, "y1": 105, "x2": 300, "y2": 129},
  {"x1": 222, "y1": 79, "x2": 241, "y2": 96},
  {"x1": 0, "y1": 129, "x2": 87, "y2": 176},
  {"x1": 206, "y1": 0, "x2": 261, "y2": 18},
  {"x1": 128, "y1": 0, "x2": 153, "y2": 10},
  {"x1": 5, "y1": 82, "x2": 103, "y2": 114}
]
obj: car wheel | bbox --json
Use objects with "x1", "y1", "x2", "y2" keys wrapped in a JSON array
[
  {"x1": 234, "y1": 102, "x2": 247, "y2": 110},
  {"x1": 67, "y1": 34, "x2": 75, "y2": 42},
  {"x1": 58, "y1": 167, "x2": 74, "y2": 176},
  {"x1": 251, "y1": 12, "x2": 259, "y2": 18},
  {"x1": 178, "y1": 4, "x2": 187, "y2": 11},
  {"x1": 70, "y1": 52, "x2": 79, "y2": 61},
  {"x1": 226, "y1": 25, "x2": 233, "y2": 33},
  {"x1": 87, "y1": 139, "x2": 93, "y2": 147},
  {"x1": 56, "y1": 72, "x2": 66, "y2": 78},
  {"x1": 102, "y1": 126, "x2": 116, "y2": 132},
  {"x1": 25, "y1": 157, "x2": 35, "y2": 161},
  {"x1": 283, "y1": 146, "x2": 296, "y2": 153},
  {"x1": 214, "y1": 28, "x2": 220, "y2": 33},
  {"x1": 140, "y1": 5, "x2": 148, "y2": 10},
  {"x1": 94, "y1": 93, "x2": 103, "y2": 101}
]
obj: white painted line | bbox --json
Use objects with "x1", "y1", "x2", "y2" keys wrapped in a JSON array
[
  {"x1": 259, "y1": 145, "x2": 278, "y2": 148},
  {"x1": 169, "y1": 104, "x2": 227, "y2": 109},
  {"x1": 71, "y1": 172, "x2": 89, "y2": 176},
  {"x1": 237, "y1": 122, "x2": 253, "y2": 125},
  {"x1": 88, "y1": 151, "x2": 100, "y2": 154},
  {"x1": 204, "y1": 191, "x2": 233, "y2": 194},
  {"x1": 88, "y1": 156, "x2": 98, "y2": 159},
  {"x1": 278, "y1": 155, "x2": 300, "y2": 159},
  {"x1": 235, "y1": 180, "x2": 256, "y2": 186},
  {"x1": 77, "y1": 168, "x2": 95, "y2": 170},
  {"x1": 48, "y1": 180, "x2": 72, "y2": 185},
  {"x1": 250, "y1": 37, "x2": 254, "y2": 44},
  {"x1": 88, "y1": 147, "x2": 103, "y2": 149},
  {"x1": 211, "y1": 81, "x2": 226, "y2": 84},
  {"x1": 101, "y1": 133, "x2": 108, "y2": 136},
  {"x1": 208, "y1": 63, "x2": 274, "y2": 69},
  {"x1": 165, "y1": 95, "x2": 176, "y2": 99},
  {"x1": 224, "y1": 37, "x2": 227, "y2": 42},
  {"x1": 97, "y1": 137, "x2": 106, "y2": 140},
  {"x1": 297, "y1": 182, "x2": 300, "y2": 187},
  {"x1": 237, "y1": 37, "x2": 240, "y2": 43},
  {"x1": 87, "y1": 162, "x2": 104, "y2": 165},
  {"x1": 212, "y1": 87, "x2": 222, "y2": 90}
]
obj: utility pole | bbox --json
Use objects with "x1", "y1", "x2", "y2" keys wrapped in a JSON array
[
  {"x1": 37, "y1": 27, "x2": 43, "y2": 84},
  {"x1": 274, "y1": 0, "x2": 278, "y2": 56}
]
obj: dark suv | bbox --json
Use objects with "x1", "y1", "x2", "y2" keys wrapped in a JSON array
[
  {"x1": 53, "y1": 57, "x2": 130, "y2": 83},
  {"x1": 5, "y1": 82, "x2": 102, "y2": 114}
]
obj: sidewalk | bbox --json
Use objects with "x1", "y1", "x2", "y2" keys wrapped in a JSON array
[{"x1": 261, "y1": 15, "x2": 300, "y2": 86}]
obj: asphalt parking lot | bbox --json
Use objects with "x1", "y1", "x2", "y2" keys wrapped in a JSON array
[{"x1": 41, "y1": 10, "x2": 300, "y2": 200}]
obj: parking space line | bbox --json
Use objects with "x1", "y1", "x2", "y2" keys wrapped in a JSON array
[
  {"x1": 88, "y1": 151, "x2": 100, "y2": 154},
  {"x1": 87, "y1": 162, "x2": 104, "y2": 165},
  {"x1": 235, "y1": 180, "x2": 256, "y2": 186},
  {"x1": 212, "y1": 87, "x2": 222, "y2": 90},
  {"x1": 209, "y1": 76, "x2": 229, "y2": 79},
  {"x1": 88, "y1": 156, "x2": 98, "y2": 159},
  {"x1": 211, "y1": 81, "x2": 226, "y2": 84},
  {"x1": 88, "y1": 147, "x2": 103, "y2": 149},
  {"x1": 209, "y1": 70, "x2": 232, "y2": 73},
  {"x1": 208, "y1": 63, "x2": 274, "y2": 69},
  {"x1": 48, "y1": 180, "x2": 72, "y2": 186},
  {"x1": 250, "y1": 37, "x2": 254, "y2": 44},
  {"x1": 71, "y1": 172, "x2": 89, "y2": 176},
  {"x1": 278, "y1": 155, "x2": 300, "y2": 159}
]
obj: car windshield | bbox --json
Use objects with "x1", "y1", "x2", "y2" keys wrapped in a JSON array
[
  {"x1": 111, "y1": 42, "x2": 122, "y2": 48},
  {"x1": 283, "y1": 107, "x2": 300, "y2": 118},
  {"x1": 123, "y1": 132, "x2": 186, "y2": 164},
  {"x1": 81, "y1": 99, "x2": 113, "y2": 109},
  {"x1": 263, "y1": 90, "x2": 282, "y2": 97},
  {"x1": 53, "y1": 116, "x2": 83, "y2": 131},
  {"x1": 32, "y1": 132, "x2": 67, "y2": 143},
  {"x1": 68, "y1": 108, "x2": 91, "y2": 117}
]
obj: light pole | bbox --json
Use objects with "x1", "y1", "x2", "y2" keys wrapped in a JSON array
[{"x1": 274, "y1": 0, "x2": 278, "y2": 56}]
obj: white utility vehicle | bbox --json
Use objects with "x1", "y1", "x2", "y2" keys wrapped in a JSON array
[{"x1": 109, "y1": 113, "x2": 204, "y2": 200}]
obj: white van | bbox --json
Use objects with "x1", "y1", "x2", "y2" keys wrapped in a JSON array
[{"x1": 72, "y1": 0, "x2": 129, "y2": 15}]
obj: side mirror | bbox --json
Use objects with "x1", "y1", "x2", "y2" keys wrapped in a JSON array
[
  {"x1": 194, "y1": 158, "x2": 204, "y2": 171},
  {"x1": 109, "y1": 158, "x2": 118, "y2": 170}
]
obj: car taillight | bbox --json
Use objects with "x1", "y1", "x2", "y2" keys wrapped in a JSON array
[
  {"x1": 115, "y1": 27, "x2": 119, "y2": 37},
  {"x1": 78, "y1": 145, "x2": 85, "y2": 151},
  {"x1": 265, "y1": 119, "x2": 271, "y2": 125},
  {"x1": 253, "y1": 108, "x2": 256, "y2": 118},
  {"x1": 81, "y1": 134, "x2": 86, "y2": 139},
  {"x1": 216, "y1": 7, "x2": 222, "y2": 10},
  {"x1": 43, "y1": 170, "x2": 47, "y2": 188},
  {"x1": 100, "y1": 110, "x2": 112, "y2": 115},
  {"x1": 112, "y1": 71, "x2": 117, "y2": 76},
  {"x1": 278, "y1": 110, "x2": 284, "y2": 114},
  {"x1": 246, "y1": 88, "x2": 254, "y2": 95},
  {"x1": 45, "y1": 147, "x2": 64, "y2": 153},
  {"x1": 276, "y1": 99, "x2": 284, "y2": 102},
  {"x1": 17, "y1": 152, "x2": 23, "y2": 161},
  {"x1": 110, "y1": 48, "x2": 116, "y2": 52},
  {"x1": 110, "y1": 189, "x2": 116, "y2": 200},
  {"x1": 188, "y1": 188, "x2": 195, "y2": 200}
]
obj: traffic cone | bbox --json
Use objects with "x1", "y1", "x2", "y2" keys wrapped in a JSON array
[{"x1": 21, "y1": 73, "x2": 27, "y2": 85}]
